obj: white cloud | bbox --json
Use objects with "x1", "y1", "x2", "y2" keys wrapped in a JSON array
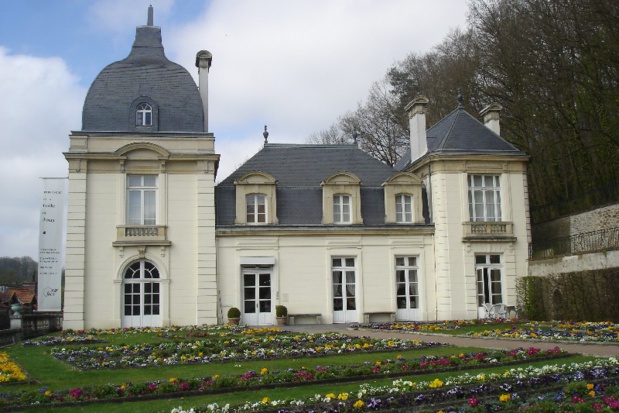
[
  {"x1": 167, "y1": 0, "x2": 468, "y2": 144},
  {"x1": 0, "y1": 47, "x2": 85, "y2": 258}
]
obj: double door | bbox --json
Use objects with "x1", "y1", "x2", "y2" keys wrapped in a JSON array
[{"x1": 242, "y1": 269, "x2": 272, "y2": 325}]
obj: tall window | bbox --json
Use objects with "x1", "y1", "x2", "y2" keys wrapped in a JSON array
[
  {"x1": 127, "y1": 175, "x2": 157, "y2": 225},
  {"x1": 395, "y1": 194, "x2": 413, "y2": 223},
  {"x1": 396, "y1": 256, "x2": 419, "y2": 310},
  {"x1": 476, "y1": 254, "x2": 502, "y2": 306},
  {"x1": 468, "y1": 175, "x2": 501, "y2": 222},
  {"x1": 333, "y1": 194, "x2": 351, "y2": 224},
  {"x1": 246, "y1": 194, "x2": 267, "y2": 224},
  {"x1": 136, "y1": 103, "x2": 153, "y2": 126}
]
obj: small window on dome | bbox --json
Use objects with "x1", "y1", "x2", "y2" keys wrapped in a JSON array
[{"x1": 136, "y1": 103, "x2": 153, "y2": 126}]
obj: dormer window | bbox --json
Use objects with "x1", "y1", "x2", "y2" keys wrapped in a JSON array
[
  {"x1": 234, "y1": 172, "x2": 278, "y2": 225},
  {"x1": 136, "y1": 103, "x2": 153, "y2": 126},
  {"x1": 333, "y1": 194, "x2": 352, "y2": 224},
  {"x1": 246, "y1": 194, "x2": 267, "y2": 224},
  {"x1": 395, "y1": 194, "x2": 413, "y2": 223}
]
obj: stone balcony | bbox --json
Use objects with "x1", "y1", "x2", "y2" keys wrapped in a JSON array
[
  {"x1": 113, "y1": 225, "x2": 171, "y2": 247},
  {"x1": 462, "y1": 221, "x2": 516, "y2": 242}
]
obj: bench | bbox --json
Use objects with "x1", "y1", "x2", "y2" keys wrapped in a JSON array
[
  {"x1": 363, "y1": 311, "x2": 396, "y2": 324},
  {"x1": 288, "y1": 313, "x2": 322, "y2": 325}
]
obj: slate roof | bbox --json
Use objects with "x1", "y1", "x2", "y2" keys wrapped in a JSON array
[
  {"x1": 81, "y1": 22, "x2": 204, "y2": 133},
  {"x1": 216, "y1": 144, "x2": 397, "y2": 226},
  {"x1": 395, "y1": 106, "x2": 527, "y2": 170}
]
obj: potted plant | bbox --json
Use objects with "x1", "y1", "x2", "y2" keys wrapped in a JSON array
[
  {"x1": 275, "y1": 305, "x2": 288, "y2": 326},
  {"x1": 227, "y1": 307, "x2": 241, "y2": 325}
]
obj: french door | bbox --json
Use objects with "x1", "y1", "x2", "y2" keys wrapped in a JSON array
[
  {"x1": 242, "y1": 269, "x2": 272, "y2": 325},
  {"x1": 122, "y1": 260, "x2": 162, "y2": 327},
  {"x1": 395, "y1": 256, "x2": 421, "y2": 321},
  {"x1": 476, "y1": 254, "x2": 503, "y2": 318},
  {"x1": 332, "y1": 258, "x2": 357, "y2": 323}
]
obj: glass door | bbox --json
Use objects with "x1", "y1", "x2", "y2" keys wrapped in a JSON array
[
  {"x1": 395, "y1": 256, "x2": 421, "y2": 321},
  {"x1": 242, "y1": 269, "x2": 272, "y2": 325},
  {"x1": 332, "y1": 258, "x2": 357, "y2": 323}
]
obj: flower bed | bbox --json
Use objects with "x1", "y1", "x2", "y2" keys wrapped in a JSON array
[
  {"x1": 22, "y1": 334, "x2": 105, "y2": 346},
  {"x1": 0, "y1": 352, "x2": 27, "y2": 383},
  {"x1": 350, "y1": 320, "x2": 484, "y2": 332},
  {"x1": 467, "y1": 322, "x2": 619, "y2": 342},
  {"x1": 0, "y1": 347, "x2": 568, "y2": 409},
  {"x1": 167, "y1": 357, "x2": 619, "y2": 412},
  {"x1": 51, "y1": 333, "x2": 445, "y2": 370}
]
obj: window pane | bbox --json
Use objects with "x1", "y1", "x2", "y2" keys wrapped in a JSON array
[
  {"x1": 345, "y1": 258, "x2": 355, "y2": 267},
  {"x1": 143, "y1": 190, "x2": 156, "y2": 225},
  {"x1": 395, "y1": 257, "x2": 404, "y2": 266},
  {"x1": 127, "y1": 191, "x2": 141, "y2": 224},
  {"x1": 143, "y1": 176, "x2": 157, "y2": 186}
]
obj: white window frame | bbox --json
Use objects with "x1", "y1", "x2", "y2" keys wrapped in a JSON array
[
  {"x1": 476, "y1": 254, "x2": 503, "y2": 306},
  {"x1": 136, "y1": 103, "x2": 153, "y2": 126},
  {"x1": 395, "y1": 256, "x2": 419, "y2": 309},
  {"x1": 127, "y1": 175, "x2": 157, "y2": 225},
  {"x1": 246, "y1": 194, "x2": 267, "y2": 224},
  {"x1": 468, "y1": 174, "x2": 502, "y2": 222},
  {"x1": 395, "y1": 194, "x2": 413, "y2": 223},
  {"x1": 333, "y1": 194, "x2": 351, "y2": 224}
]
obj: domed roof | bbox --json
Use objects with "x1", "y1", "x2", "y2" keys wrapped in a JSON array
[{"x1": 81, "y1": 10, "x2": 204, "y2": 133}]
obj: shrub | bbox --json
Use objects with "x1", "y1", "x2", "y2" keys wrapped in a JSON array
[
  {"x1": 227, "y1": 307, "x2": 241, "y2": 318},
  {"x1": 276, "y1": 305, "x2": 288, "y2": 317}
]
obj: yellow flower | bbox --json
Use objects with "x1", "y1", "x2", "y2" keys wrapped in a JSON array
[
  {"x1": 326, "y1": 393, "x2": 336, "y2": 399},
  {"x1": 44, "y1": 390, "x2": 52, "y2": 397},
  {"x1": 262, "y1": 396, "x2": 270, "y2": 403},
  {"x1": 589, "y1": 390, "x2": 596, "y2": 397},
  {"x1": 459, "y1": 353, "x2": 465, "y2": 358},
  {"x1": 587, "y1": 383, "x2": 594, "y2": 390},
  {"x1": 499, "y1": 394, "x2": 511, "y2": 402},
  {"x1": 338, "y1": 392, "x2": 349, "y2": 401},
  {"x1": 169, "y1": 377, "x2": 178, "y2": 384},
  {"x1": 213, "y1": 374, "x2": 219, "y2": 379},
  {"x1": 353, "y1": 400, "x2": 365, "y2": 408},
  {"x1": 429, "y1": 378, "x2": 444, "y2": 388},
  {"x1": 261, "y1": 367, "x2": 268, "y2": 375}
]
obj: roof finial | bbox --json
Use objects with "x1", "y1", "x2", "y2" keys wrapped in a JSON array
[
  {"x1": 147, "y1": 5, "x2": 154, "y2": 26},
  {"x1": 456, "y1": 88, "x2": 463, "y2": 108},
  {"x1": 263, "y1": 125, "x2": 269, "y2": 144}
]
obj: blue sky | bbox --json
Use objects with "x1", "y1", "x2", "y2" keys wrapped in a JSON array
[{"x1": 0, "y1": 0, "x2": 469, "y2": 259}]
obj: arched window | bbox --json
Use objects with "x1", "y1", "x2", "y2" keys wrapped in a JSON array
[
  {"x1": 136, "y1": 103, "x2": 153, "y2": 126},
  {"x1": 122, "y1": 260, "x2": 161, "y2": 327}
]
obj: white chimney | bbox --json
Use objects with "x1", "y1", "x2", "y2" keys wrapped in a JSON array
[
  {"x1": 195, "y1": 50, "x2": 213, "y2": 132},
  {"x1": 480, "y1": 102, "x2": 503, "y2": 136},
  {"x1": 405, "y1": 95, "x2": 429, "y2": 162}
]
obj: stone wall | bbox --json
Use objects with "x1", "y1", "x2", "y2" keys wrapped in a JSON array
[
  {"x1": 529, "y1": 203, "x2": 619, "y2": 276},
  {"x1": 532, "y1": 204, "x2": 619, "y2": 242}
]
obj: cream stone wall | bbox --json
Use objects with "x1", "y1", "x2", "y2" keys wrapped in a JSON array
[
  {"x1": 216, "y1": 230, "x2": 435, "y2": 324},
  {"x1": 64, "y1": 133, "x2": 219, "y2": 329},
  {"x1": 412, "y1": 157, "x2": 529, "y2": 320}
]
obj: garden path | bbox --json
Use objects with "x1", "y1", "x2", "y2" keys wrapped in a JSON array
[{"x1": 281, "y1": 323, "x2": 619, "y2": 357}]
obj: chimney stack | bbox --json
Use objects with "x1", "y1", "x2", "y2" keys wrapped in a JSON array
[
  {"x1": 195, "y1": 50, "x2": 213, "y2": 132},
  {"x1": 480, "y1": 102, "x2": 503, "y2": 136},
  {"x1": 405, "y1": 95, "x2": 429, "y2": 162}
]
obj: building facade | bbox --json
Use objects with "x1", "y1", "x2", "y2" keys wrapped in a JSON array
[{"x1": 63, "y1": 10, "x2": 529, "y2": 329}]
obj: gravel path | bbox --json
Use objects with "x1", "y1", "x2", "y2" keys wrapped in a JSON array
[{"x1": 282, "y1": 323, "x2": 619, "y2": 357}]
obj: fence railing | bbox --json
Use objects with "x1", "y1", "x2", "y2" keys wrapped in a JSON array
[{"x1": 530, "y1": 226, "x2": 619, "y2": 259}]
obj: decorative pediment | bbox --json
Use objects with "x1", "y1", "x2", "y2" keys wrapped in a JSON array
[
  {"x1": 115, "y1": 142, "x2": 171, "y2": 159},
  {"x1": 234, "y1": 171, "x2": 277, "y2": 185},
  {"x1": 321, "y1": 172, "x2": 361, "y2": 186},
  {"x1": 382, "y1": 172, "x2": 423, "y2": 186}
]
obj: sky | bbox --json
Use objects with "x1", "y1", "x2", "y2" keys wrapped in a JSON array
[{"x1": 0, "y1": 0, "x2": 469, "y2": 260}]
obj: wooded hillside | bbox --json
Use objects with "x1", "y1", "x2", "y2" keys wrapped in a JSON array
[{"x1": 310, "y1": 0, "x2": 619, "y2": 223}]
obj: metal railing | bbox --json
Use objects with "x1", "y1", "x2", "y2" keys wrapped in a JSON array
[{"x1": 530, "y1": 226, "x2": 619, "y2": 259}]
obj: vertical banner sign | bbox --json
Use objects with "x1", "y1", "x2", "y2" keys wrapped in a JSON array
[{"x1": 38, "y1": 178, "x2": 66, "y2": 312}]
